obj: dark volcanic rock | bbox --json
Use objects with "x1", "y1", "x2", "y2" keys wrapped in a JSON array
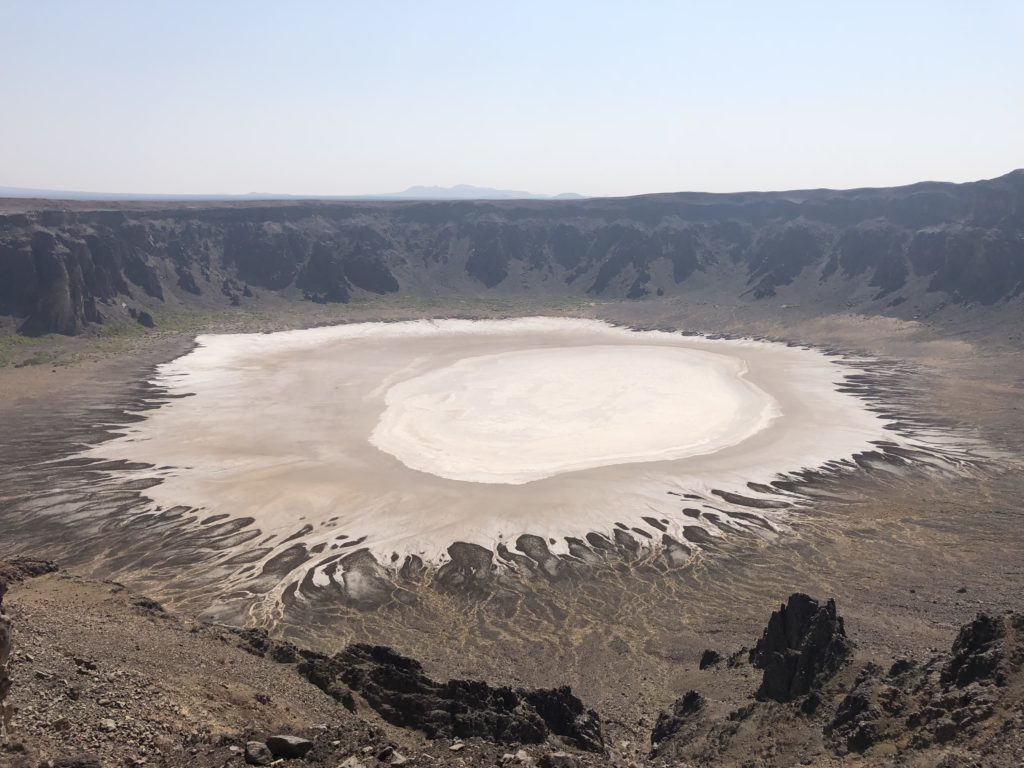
[
  {"x1": 265, "y1": 734, "x2": 314, "y2": 759},
  {"x1": 824, "y1": 612, "x2": 1024, "y2": 754},
  {"x1": 522, "y1": 687, "x2": 604, "y2": 752},
  {"x1": 649, "y1": 603, "x2": 1022, "y2": 763},
  {"x1": 650, "y1": 690, "x2": 704, "y2": 753},
  {"x1": 236, "y1": 622, "x2": 604, "y2": 750},
  {"x1": 827, "y1": 664, "x2": 885, "y2": 752},
  {"x1": 302, "y1": 643, "x2": 603, "y2": 751},
  {"x1": 699, "y1": 649, "x2": 722, "y2": 669},
  {"x1": 749, "y1": 593, "x2": 852, "y2": 702},
  {"x1": 244, "y1": 740, "x2": 273, "y2": 765},
  {"x1": 233, "y1": 627, "x2": 303, "y2": 664},
  {"x1": 3, "y1": 170, "x2": 1023, "y2": 335},
  {"x1": 941, "y1": 612, "x2": 1012, "y2": 687}
]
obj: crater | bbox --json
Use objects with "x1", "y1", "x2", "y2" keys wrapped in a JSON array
[{"x1": 81, "y1": 317, "x2": 898, "y2": 571}]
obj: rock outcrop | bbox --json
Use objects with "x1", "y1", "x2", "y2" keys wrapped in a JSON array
[
  {"x1": 649, "y1": 690, "x2": 704, "y2": 755},
  {"x1": 2, "y1": 169, "x2": 1023, "y2": 335},
  {"x1": 651, "y1": 598, "x2": 1024, "y2": 765},
  {"x1": 942, "y1": 610, "x2": 1015, "y2": 687},
  {"x1": 827, "y1": 610, "x2": 1024, "y2": 754},
  {"x1": 307, "y1": 644, "x2": 604, "y2": 752},
  {"x1": 749, "y1": 593, "x2": 853, "y2": 702},
  {"x1": 235, "y1": 632, "x2": 604, "y2": 753}
]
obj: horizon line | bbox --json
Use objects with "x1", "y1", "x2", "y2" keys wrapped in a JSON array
[{"x1": 1, "y1": 168, "x2": 1021, "y2": 204}]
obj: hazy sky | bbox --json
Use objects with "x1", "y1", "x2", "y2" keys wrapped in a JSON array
[{"x1": 2, "y1": 1, "x2": 1022, "y2": 197}]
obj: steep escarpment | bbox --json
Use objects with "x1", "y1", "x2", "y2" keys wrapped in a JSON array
[{"x1": 1, "y1": 170, "x2": 1022, "y2": 336}]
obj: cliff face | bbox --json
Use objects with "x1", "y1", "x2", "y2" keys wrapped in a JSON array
[{"x1": 1, "y1": 171, "x2": 1022, "y2": 335}]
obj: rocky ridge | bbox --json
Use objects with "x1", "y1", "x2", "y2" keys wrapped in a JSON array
[
  {"x1": 649, "y1": 595, "x2": 1024, "y2": 765},
  {"x1": 235, "y1": 633, "x2": 604, "y2": 752},
  {"x1": 1, "y1": 170, "x2": 1022, "y2": 336}
]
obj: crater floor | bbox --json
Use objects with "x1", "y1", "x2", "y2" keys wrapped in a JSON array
[
  {"x1": 83, "y1": 318, "x2": 892, "y2": 567},
  {"x1": 370, "y1": 343, "x2": 778, "y2": 483}
]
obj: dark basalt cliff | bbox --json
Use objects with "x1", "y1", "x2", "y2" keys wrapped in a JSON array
[{"x1": 1, "y1": 170, "x2": 1022, "y2": 336}]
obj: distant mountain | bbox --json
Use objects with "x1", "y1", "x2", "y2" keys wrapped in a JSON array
[
  {"x1": 0, "y1": 184, "x2": 586, "y2": 202},
  {"x1": 380, "y1": 185, "x2": 585, "y2": 200}
]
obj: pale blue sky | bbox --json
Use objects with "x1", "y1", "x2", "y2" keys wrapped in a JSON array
[{"x1": 1, "y1": 1, "x2": 1021, "y2": 196}]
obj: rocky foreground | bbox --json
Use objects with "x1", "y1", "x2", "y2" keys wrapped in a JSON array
[{"x1": 0, "y1": 560, "x2": 1021, "y2": 767}]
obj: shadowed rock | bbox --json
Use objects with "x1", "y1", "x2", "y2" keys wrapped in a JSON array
[
  {"x1": 649, "y1": 600, "x2": 1024, "y2": 763},
  {"x1": 699, "y1": 649, "x2": 722, "y2": 670},
  {"x1": 265, "y1": 735, "x2": 314, "y2": 759},
  {"x1": 301, "y1": 644, "x2": 604, "y2": 751},
  {"x1": 237, "y1": 627, "x2": 608, "y2": 745},
  {"x1": 941, "y1": 612, "x2": 1014, "y2": 687},
  {"x1": 749, "y1": 593, "x2": 853, "y2": 702},
  {"x1": 827, "y1": 611, "x2": 1024, "y2": 753},
  {"x1": 650, "y1": 690, "x2": 705, "y2": 754}
]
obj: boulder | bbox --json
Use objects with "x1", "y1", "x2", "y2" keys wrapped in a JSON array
[
  {"x1": 265, "y1": 734, "x2": 314, "y2": 759},
  {"x1": 377, "y1": 746, "x2": 408, "y2": 765},
  {"x1": 244, "y1": 741, "x2": 273, "y2": 765}
]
